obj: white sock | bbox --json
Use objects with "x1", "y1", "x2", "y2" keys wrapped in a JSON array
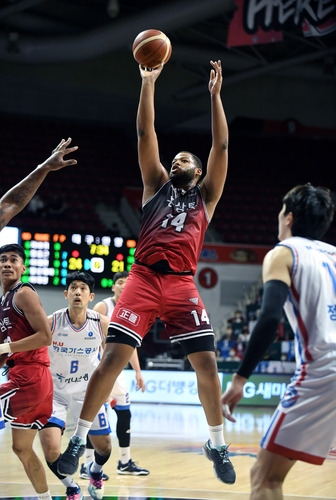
[
  {"x1": 119, "y1": 446, "x2": 131, "y2": 464},
  {"x1": 74, "y1": 418, "x2": 92, "y2": 442},
  {"x1": 209, "y1": 424, "x2": 225, "y2": 447},
  {"x1": 61, "y1": 477, "x2": 77, "y2": 488},
  {"x1": 90, "y1": 460, "x2": 103, "y2": 474},
  {"x1": 37, "y1": 491, "x2": 52, "y2": 500},
  {"x1": 84, "y1": 447, "x2": 95, "y2": 465}
]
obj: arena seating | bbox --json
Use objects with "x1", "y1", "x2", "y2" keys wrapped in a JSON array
[{"x1": 1, "y1": 114, "x2": 335, "y2": 246}]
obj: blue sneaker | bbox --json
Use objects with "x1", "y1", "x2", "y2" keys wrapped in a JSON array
[
  {"x1": 117, "y1": 459, "x2": 150, "y2": 476},
  {"x1": 66, "y1": 484, "x2": 83, "y2": 500},
  {"x1": 202, "y1": 439, "x2": 236, "y2": 484},
  {"x1": 58, "y1": 436, "x2": 86, "y2": 475},
  {"x1": 87, "y1": 461, "x2": 104, "y2": 500}
]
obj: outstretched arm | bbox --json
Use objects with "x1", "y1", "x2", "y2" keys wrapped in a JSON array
[
  {"x1": 0, "y1": 137, "x2": 78, "y2": 231},
  {"x1": 200, "y1": 60, "x2": 228, "y2": 220},
  {"x1": 136, "y1": 65, "x2": 169, "y2": 203}
]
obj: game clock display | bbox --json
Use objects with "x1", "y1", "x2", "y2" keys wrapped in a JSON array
[{"x1": 19, "y1": 230, "x2": 136, "y2": 288}]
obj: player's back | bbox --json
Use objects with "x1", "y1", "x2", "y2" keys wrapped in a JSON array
[{"x1": 280, "y1": 236, "x2": 336, "y2": 364}]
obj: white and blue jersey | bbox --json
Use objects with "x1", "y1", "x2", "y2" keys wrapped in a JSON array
[
  {"x1": 48, "y1": 308, "x2": 111, "y2": 435},
  {"x1": 280, "y1": 236, "x2": 336, "y2": 366},
  {"x1": 261, "y1": 237, "x2": 336, "y2": 464}
]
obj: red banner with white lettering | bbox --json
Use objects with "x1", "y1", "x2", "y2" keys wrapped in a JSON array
[{"x1": 227, "y1": 0, "x2": 336, "y2": 47}]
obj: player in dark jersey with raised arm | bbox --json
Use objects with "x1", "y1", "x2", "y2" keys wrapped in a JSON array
[
  {"x1": 0, "y1": 139, "x2": 77, "y2": 500},
  {"x1": 0, "y1": 244, "x2": 53, "y2": 500},
  {"x1": 59, "y1": 60, "x2": 236, "y2": 485}
]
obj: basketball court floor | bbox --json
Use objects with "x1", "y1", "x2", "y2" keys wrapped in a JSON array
[{"x1": 0, "y1": 403, "x2": 335, "y2": 500}]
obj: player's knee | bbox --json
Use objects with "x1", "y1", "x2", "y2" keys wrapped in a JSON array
[
  {"x1": 94, "y1": 448, "x2": 111, "y2": 466},
  {"x1": 188, "y1": 351, "x2": 217, "y2": 376},
  {"x1": 115, "y1": 408, "x2": 131, "y2": 424},
  {"x1": 115, "y1": 408, "x2": 131, "y2": 432},
  {"x1": 91, "y1": 435, "x2": 112, "y2": 459},
  {"x1": 12, "y1": 442, "x2": 25, "y2": 458},
  {"x1": 115, "y1": 408, "x2": 131, "y2": 447}
]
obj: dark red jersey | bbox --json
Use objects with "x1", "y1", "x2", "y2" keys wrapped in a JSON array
[
  {"x1": 0, "y1": 281, "x2": 50, "y2": 366},
  {"x1": 135, "y1": 181, "x2": 209, "y2": 274}
]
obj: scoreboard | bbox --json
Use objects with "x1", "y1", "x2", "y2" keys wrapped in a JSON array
[{"x1": 2, "y1": 227, "x2": 136, "y2": 288}]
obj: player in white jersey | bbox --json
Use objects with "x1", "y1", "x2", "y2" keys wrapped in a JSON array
[
  {"x1": 39, "y1": 271, "x2": 111, "y2": 500},
  {"x1": 221, "y1": 183, "x2": 336, "y2": 500},
  {"x1": 89, "y1": 271, "x2": 149, "y2": 476}
]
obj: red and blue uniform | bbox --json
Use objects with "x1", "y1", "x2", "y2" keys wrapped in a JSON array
[{"x1": 261, "y1": 237, "x2": 336, "y2": 464}]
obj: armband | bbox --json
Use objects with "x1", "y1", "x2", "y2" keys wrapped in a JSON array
[
  {"x1": 0, "y1": 343, "x2": 11, "y2": 355},
  {"x1": 236, "y1": 279, "x2": 289, "y2": 379}
]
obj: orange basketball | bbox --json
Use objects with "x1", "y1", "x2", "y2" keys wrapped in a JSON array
[{"x1": 132, "y1": 29, "x2": 172, "y2": 68}]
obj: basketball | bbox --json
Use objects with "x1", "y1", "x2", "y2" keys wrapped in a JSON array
[{"x1": 132, "y1": 29, "x2": 172, "y2": 68}]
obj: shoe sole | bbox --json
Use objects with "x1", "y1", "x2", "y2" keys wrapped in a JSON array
[
  {"x1": 80, "y1": 474, "x2": 109, "y2": 481},
  {"x1": 117, "y1": 470, "x2": 150, "y2": 476}
]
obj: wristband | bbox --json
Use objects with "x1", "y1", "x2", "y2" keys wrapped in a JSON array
[{"x1": 0, "y1": 343, "x2": 11, "y2": 355}]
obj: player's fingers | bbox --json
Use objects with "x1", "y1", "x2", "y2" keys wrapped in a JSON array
[
  {"x1": 222, "y1": 403, "x2": 236, "y2": 423},
  {"x1": 52, "y1": 139, "x2": 65, "y2": 153},
  {"x1": 63, "y1": 146, "x2": 78, "y2": 154}
]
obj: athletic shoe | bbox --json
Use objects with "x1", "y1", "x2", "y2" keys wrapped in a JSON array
[
  {"x1": 202, "y1": 439, "x2": 236, "y2": 484},
  {"x1": 80, "y1": 462, "x2": 109, "y2": 481},
  {"x1": 87, "y1": 461, "x2": 104, "y2": 500},
  {"x1": 58, "y1": 436, "x2": 86, "y2": 475},
  {"x1": 66, "y1": 484, "x2": 83, "y2": 500},
  {"x1": 117, "y1": 459, "x2": 150, "y2": 476}
]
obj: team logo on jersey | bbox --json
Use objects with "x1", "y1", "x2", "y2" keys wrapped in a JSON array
[
  {"x1": 0, "y1": 317, "x2": 10, "y2": 333},
  {"x1": 168, "y1": 187, "x2": 197, "y2": 211},
  {"x1": 56, "y1": 372, "x2": 89, "y2": 384},
  {"x1": 281, "y1": 386, "x2": 299, "y2": 408},
  {"x1": 189, "y1": 297, "x2": 199, "y2": 305},
  {"x1": 117, "y1": 308, "x2": 140, "y2": 326}
]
